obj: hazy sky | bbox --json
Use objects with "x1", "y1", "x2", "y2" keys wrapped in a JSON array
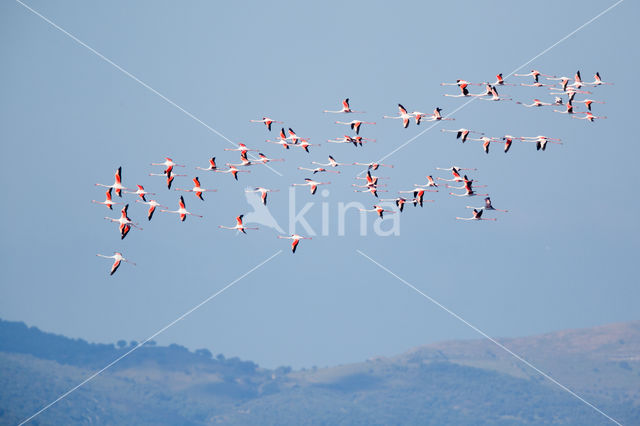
[{"x1": 1, "y1": 0, "x2": 638, "y2": 370}]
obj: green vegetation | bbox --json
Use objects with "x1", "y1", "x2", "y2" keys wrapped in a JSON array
[{"x1": 1, "y1": 319, "x2": 639, "y2": 425}]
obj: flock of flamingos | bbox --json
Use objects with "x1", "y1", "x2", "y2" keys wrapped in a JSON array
[{"x1": 94, "y1": 70, "x2": 610, "y2": 274}]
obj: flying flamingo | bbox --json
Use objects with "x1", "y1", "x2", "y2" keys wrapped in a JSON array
[
  {"x1": 513, "y1": 69, "x2": 555, "y2": 83},
  {"x1": 96, "y1": 252, "x2": 136, "y2": 275},
  {"x1": 572, "y1": 112, "x2": 607, "y2": 122},
  {"x1": 572, "y1": 99, "x2": 605, "y2": 111},
  {"x1": 456, "y1": 209, "x2": 496, "y2": 221},
  {"x1": 436, "y1": 166, "x2": 470, "y2": 182},
  {"x1": 124, "y1": 185, "x2": 155, "y2": 202},
  {"x1": 380, "y1": 197, "x2": 409, "y2": 212},
  {"x1": 466, "y1": 136, "x2": 503, "y2": 154},
  {"x1": 175, "y1": 177, "x2": 217, "y2": 200},
  {"x1": 327, "y1": 136, "x2": 370, "y2": 147},
  {"x1": 149, "y1": 171, "x2": 186, "y2": 190},
  {"x1": 502, "y1": 135, "x2": 527, "y2": 153},
  {"x1": 278, "y1": 234, "x2": 312, "y2": 253},
  {"x1": 323, "y1": 98, "x2": 364, "y2": 114},
  {"x1": 95, "y1": 167, "x2": 127, "y2": 197},
  {"x1": 151, "y1": 158, "x2": 185, "y2": 175},
  {"x1": 292, "y1": 178, "x2": 330, "y2": 195},
  {"x1": 588, "y1": 72, "x2": 612, "y2": 86},
  {"x1": 135, "y1": 199, "x2": 168, "y2": 221},
  {"x1": 224, "y1": 143, "x2": 257, "y2": 155},
  {"x1": 352, "y1": 162, "x2": 393, "y2": 170},
  {"x1": 440, "y1": 79, "x2": 480, "y2": 87},
  {"x1": 215, "y1": 165, "x2": 250, "y2": 181},
  {"x1": 104, "y1": 204, "x2": 141, "y2": 239},
  {"x1": 291, "y1": 139, "x2": 319, "y2": 153},
  {"x1": 196, "y1": 157, "x2": 218, "y2": 171},
  {"x1": 467, "y1": 197, "x2": 508, "y2": 213},
  {"x1": 250, "y1": 117, "x2": 283, "y2": 131},
  {"x1": 227, "y1": 152, "x2": 254, "y2": 167},
  {"x1": 298, "y1": 166, "x2": 340, "y2": 174},
  {"x1": 245, "y1": 187, "x2": 279, "y2": 205},
  {"x1": 516, "y1": 99, "x2": 554, "y2": 108},
  {"x1": 553, "y1": 102, "x2": 578, "y2": 115},
  {"x1": 492, "y1": 73, "x2": 516, "y2": 86},
  {"x1": 443, "y1": 83, "x2": 476, "y2": 98},
  {"x1": 424, "y1": 107, "x2": 454, "y2": 122},
  {"x1": 478, "y1": 85, "x2": 512, "y2": 102},
  {"x1": 312, "y1": 155, "x2": 349, "y2": 168},
  {"x1": 266, "y1": 132, "x2": 293, "y2": 149},
  {"x1": 358, "y1": 205, "x2": 395, "y2": 219},
  {"x1": 449, "y1": 179, "x2": 488, "y2": 197},
  {"x1": 414, "y1": 175, "x2": 439, "y2": 188},
  {"x1": 520, "y1": 81, "x2": 555, "y2": 88},
  {"x1": 255, "y1": 153, "x2": 285, "y2": 164},
  {"x1": 219, "y1": 215, "x2": 258, "y2": 234},
  {"x1": 397, "y1": 188, "x2": 434, "y2": 207},
  {"x1": 441, "y1": 128, "x2": 484, "y2": 142},
  {"x1": 335, "y1": 120, "x2": 376, "y2": 135},
  {"x1": 92, "y1": 188, "x2": 123, "y2": 210},
  {"x1": 383, "y1": 104, "x2": 414, "y2": 128},
  {"x1": 521, "y1": 135, "x2": 562, "y2": 151},
  {"x1": 160, "y1": 196, "x2": 202, "y2": 221}
]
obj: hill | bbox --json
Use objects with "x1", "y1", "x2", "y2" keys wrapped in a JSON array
[{"x1": 1, "y1": 319, "x2": 638, "y2": 425}]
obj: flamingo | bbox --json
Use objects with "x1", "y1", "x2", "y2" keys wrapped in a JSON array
[
  {"x1": 255, "y1": 153, "x2": 285, "y2": 164},
  {"x1": 358, "y1": 205, "x2": 395, "y2": 219},
  {"x1": 380, "y1": 197, "x2": 409, "y2": 212},
  {"x1": 440, "y1": 79, "x2": 480, "y2": 87},
  {"x1": 445, "y1": 175, "x2": 486, "y2": 190},
  {"x1": 424, "y1": 107, "x2": 454, "y2": 122},
  {"x1": 323, "y1": 98, "x2": 364, "y2": 114},
  {"x1": 467, "y1": 197, "x2": 508, "y2": 213},
  {"x1": 352, "y1": 162, "x2": 393, "y2": 170},
  {"x1": 291, "y1": 139, "x2": 319, "y2": 153},
  {"x1": 456, "y1": 208, "x2": 496, "y2": 221},
  {"x1": 312, "y1": 155, "x2": 349, "y2": 168},
  {"x1": 588, "y1": 72, "x2": 612, "y2": 86},
  {"x1": 149, "y1": 171, "x2": 186, "y2": 190},
  {"x1": 196, "y1": 157, "x2": 218, "y2": 171},
  {"x1": 335, "y1": 120, "x2": 376, "y2": 135},
  {"x1": 478, "y1": 85, "x2": 511, "y2": 102},
  {"x1": 449, "y1": 179, "x2": 488, "y2": 197},
  {"x1": 502, "y1": 135, "x2": 527, "y2": 153},
  {"x1": 124, "y1": 185, "x2": 155, "y2": 202},
  {"x1": 135, "y1": 199, "x2": 168, "y2": 221},
  {"x1": 516, "y1": 99, "x2": 554, "y2": 108},
  {"x1": 443, "y1": 83, "x2": 476, "y2": 98},
  {"x1": 96, "y1": 252, "x2": 136, "y2": 275},
  {"x1": 520, "y1": 81, "x2": 555, "y2": 88},
  {"x1": 278, "y1": 234, "x2": 311, "y2": 253},
  {"x1": 492, "y1": 73, "x2": 516, "y2": 86},
  {"x1": 245, "y1": 187, "x2": 279, "y2": 205},
  {"x1": 286, "y1": 128, "x2": 310, "y2": 145},
  {"x1": 572, "y1": 99, "x2": 605, "y2": 111},
  {"x1": 175, "y1": 177, "x2": 217, "y2": 200},
  {"x1": 466, "y1": 136, "x2": 502, "y2": 154},
  {"x1": 95, "y1": 167, "x2": 127, "y2": 197},
  {"x1": 441, "y1": 128, "x2": 484, "y2": 142},
  {"x1": 160, "y1": 196, "x2": 202, "y2": 221},
  {"x1": 514, "y1": 69, "x2": 555, "y2": 83},
  {"x1": 327, "y1": 136, "x2": 369, "y2": 147},
  {"x1": 219, "y1": 215, "x2": 258, "y2": 233},
  {"x1": 383, "y1": 104, "x2": 414, "y2": 128},
  {"x1": 151, "y1": 158, "x2": 185, "y2": 175},
  {"x1": 353, "y1": 136, "x2": 375, "y2": 146},
  {"x1": 224, "y1": 143, "x2": 257, "y2": 155},
  {"x1": 354, "y1": 185, "x2": 386, "y2": 197},
  {"x1": 553, "y1": 102, "x2": 578, "y2": 115},
  {"x1": 414, "y1": 175, "x2": 439, "y2": 188},
  {"x1": 266, "y1": 128, "x2": 294, "y2": 149},
  {"x1": 104, "y1": 204, "x2": 141, "y2": 239},
  {"x1": 292, "y1": 178, "x2": 330, "y2": 195},
  {"x1": 298, "y1": 166, "x2": 340, "y2": 174},
  {"x1": 227, "y1": 152, "x2": 254, "y2": 167},
  {"x1": 521, "y1": 136, "x2": 563, "y2": 151},
  {"x1": 92, "y1": 188, "x2": 122, "y2": 210},
  {"x1": 397, "y1": 188, "x2": 434, "y2": 207},
  {"x1": 572, "y1": 111, "x2": 607, "y2": 122},
  {"x1": 250, "y1": 117, "x2": 283, "y2": 131},
  {"x1": 215, "y1": 165, "x2": 249, "y2": 181},
  {"x1": 436, "y1": 166, "x2": 467, "y2": 182}
]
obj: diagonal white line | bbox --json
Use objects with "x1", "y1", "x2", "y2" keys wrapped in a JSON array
[
  {"x1": 18, "y1": 250, "x2": 283, "y2": 426},
  {"x1": 356, "y1": 250, "x2": 622, "y2": 425},
  {"x1": 14, "y1": 0, "x2": 283, "y2": 177},
  {"x1": 365, "y1": 0, "x2": 624, "y2": 172}
]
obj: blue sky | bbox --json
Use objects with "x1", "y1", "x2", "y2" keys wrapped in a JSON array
[{"x1": 1, "y1": 0, "x2": 638, "y2": 369}]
